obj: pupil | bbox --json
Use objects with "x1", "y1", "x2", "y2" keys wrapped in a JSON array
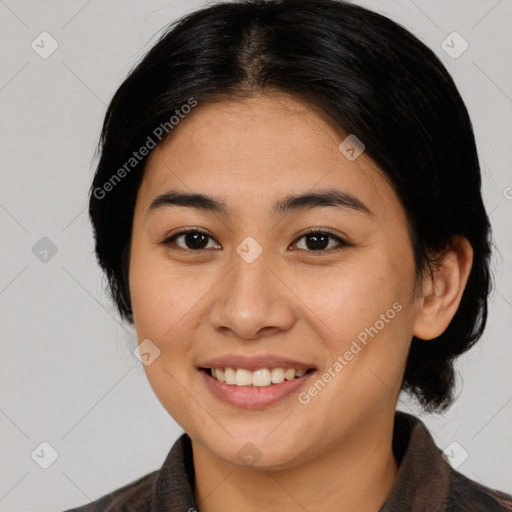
[
  {"x1": 186, "y1": 232, "x2": 208, "y2": 249},
  {"x1": 306, "y1": 233, "x2": 328, "y2": 251},
  {"x1": 183, "y1": 232, "x2": 329, "y2": 250}
]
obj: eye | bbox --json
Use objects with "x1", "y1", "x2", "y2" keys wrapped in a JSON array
[
  {"x1": 162, "y1": 228, "x2": 220, "y2": 251},
  {"x1": 161, "y1": 227, "x2": 351, "y2": 253},
  {"x1": 291, "y1": 228, "x2": 351, "y2": 253}
]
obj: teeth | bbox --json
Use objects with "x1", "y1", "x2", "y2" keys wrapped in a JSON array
[
  {"x1": 252, "y1": 369, "x2": 271, "y2": 387},
  {"x1": 284, "y1": 368, "x2": 296, "y2": 380},
  {"x1": 224, "y1": 367, "x2": 236, "y2": 385},
  {"x1": 209, "y1": 367, "x2": 310, "y2": 387},
  {"x1": 271, "y1": 368, "x2": 284, "y2": 384},
  {"x1": 235, "y1": 369, "x2": 253, "y2": 386}
]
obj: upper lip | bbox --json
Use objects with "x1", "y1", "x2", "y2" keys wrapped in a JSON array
[{"x1": 198, "y1": 355, "x2": 316, "y2": 372}]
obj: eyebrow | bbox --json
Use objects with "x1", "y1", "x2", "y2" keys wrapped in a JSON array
[{"x1": 147, "y1": 189, "x2": 372, "y2": 217}]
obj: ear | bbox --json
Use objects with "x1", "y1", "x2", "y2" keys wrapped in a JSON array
[{"x1": 413, "y1": 235, "x2": 474, "y2": 340}]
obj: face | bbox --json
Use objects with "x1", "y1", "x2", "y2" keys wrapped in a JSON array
[{"x1": 129, "y1": 93, "x2": 421, "y2": 469}]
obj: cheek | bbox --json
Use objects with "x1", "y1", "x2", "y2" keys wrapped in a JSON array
[
  {"x1": 129, "y1": 245, "x2": 201, "y2": 427},
  {"x1": 296, "y1": 254, "x2": 410, "y2": 339},
  {"x1": 305, "y1": 252, "x2": 414, "y2": 388},
  {"x1": 129, "y1": 243, "x2": 201, "y2": 337},
  {"x1": 141, "y1": 362, "x2": 200, "y2": 438}
]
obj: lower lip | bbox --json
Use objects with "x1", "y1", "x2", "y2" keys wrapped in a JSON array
[{"x1": 200, "y1": 369, "x2": 315, "y2": 409}]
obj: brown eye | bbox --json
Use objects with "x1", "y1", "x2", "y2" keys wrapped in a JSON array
[
  {"x1": 292, "y1": 230, "x2": 351, "y2": 252},
  {"x1": 161, "y1": 228, "x2": 351, "y2": 253},
  {"x1": 162, "y1": 229, "x2": 220, "y2": 251}
]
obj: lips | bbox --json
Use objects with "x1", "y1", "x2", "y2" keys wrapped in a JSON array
[{"x1": 197, "y1": 354, "x2": 317, "y2": 409}]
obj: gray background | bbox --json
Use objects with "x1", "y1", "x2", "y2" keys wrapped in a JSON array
[{"x1": 0, "y1": 0, "x2": 511, "y2": 510}]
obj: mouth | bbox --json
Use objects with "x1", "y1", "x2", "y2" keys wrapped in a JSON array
[{"x1": 198, "y1": 364, "x2": 317, "y2": 409}]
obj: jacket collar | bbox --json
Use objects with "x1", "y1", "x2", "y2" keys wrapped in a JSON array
[{"x1": 150, "y1": 411, "x2": 452, "y2": 511}]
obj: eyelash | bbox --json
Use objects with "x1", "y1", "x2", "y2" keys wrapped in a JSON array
[{"x1": 161, "y1": 227, "x2": 352, "y2": 253}]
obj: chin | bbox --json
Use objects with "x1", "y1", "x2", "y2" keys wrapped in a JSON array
[{"x1": 193, "y1": 426, "x2": 313, "y2": 470}]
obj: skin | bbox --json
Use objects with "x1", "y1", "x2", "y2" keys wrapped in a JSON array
[{"x1": 128, "y1": 93, "x2": 473, "y2": 512}]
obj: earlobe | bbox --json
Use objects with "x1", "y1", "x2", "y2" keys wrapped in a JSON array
[{"x1": 413, "y1": 236, "x2": 474, "y2": 341}]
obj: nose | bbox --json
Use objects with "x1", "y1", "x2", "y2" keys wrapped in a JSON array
[{"x1": 208, "y1": 248, "x2": 297, "y2": 340}]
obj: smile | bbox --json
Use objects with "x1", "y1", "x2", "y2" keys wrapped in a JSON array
[{"x1": 199, "y1": 366, "x2": 316, "y2": 409}]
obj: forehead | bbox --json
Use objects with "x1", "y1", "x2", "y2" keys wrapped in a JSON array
[{"x1": 138, "y1": 93, "x2": 403, "y2": 221}]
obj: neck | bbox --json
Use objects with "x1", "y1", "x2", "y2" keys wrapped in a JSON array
[{"x1": 192, "y1": 411, "x2": 399, "y2": 512}]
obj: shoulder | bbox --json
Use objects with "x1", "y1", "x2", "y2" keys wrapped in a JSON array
[
  {"x1": 61, "y1": 432, "x2": 195, "y2": 512},
  {"x1": 445, "y1": 469, "x2": 512, "y2": 511},
  {"x1": 386, "y1": 412, "x2": 512, "y2": 512},
  {"x1": 61, "y1": 470, "x2": 157, "y2": 512}
]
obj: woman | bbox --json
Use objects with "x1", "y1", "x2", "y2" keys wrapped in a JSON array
[{"x1": 65, "y1": 0, "x2": 512, "y2": 510}]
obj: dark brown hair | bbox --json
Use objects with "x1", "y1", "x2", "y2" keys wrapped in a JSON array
[{"x1": 89, "y1": 0, "x2": 493, "y2": 412}]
